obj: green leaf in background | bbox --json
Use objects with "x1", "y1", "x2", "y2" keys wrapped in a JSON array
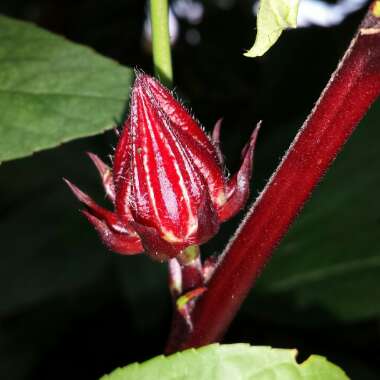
[
  {"x1": 254, "y1": 100, "x2": 380, "y2": 323},
  {"x1": 245, "y1": 0, "x2": 299, "y2": 57},
  {"x1": 0, "y1": 15, "x2": 133, "y2": 163},
  {"x1": 100, "y1": 344, "x2": 349, "y2": 380},
  {"x1": 0, "y1": 143, "x2": 110, "y2": 314}
]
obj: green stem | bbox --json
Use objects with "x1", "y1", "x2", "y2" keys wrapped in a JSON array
[{"x1": 150, "y1": 0, "x2": 173, "y2": 86}]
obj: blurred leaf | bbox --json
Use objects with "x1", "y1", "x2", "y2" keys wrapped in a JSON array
[
  {"x1": 0, "y1": 140, "x2": 115, "y2": 379},
  {"x1": 115, "y1": 254, "x2": 169, "y2": 334},
  {"x1": 245, "y1": 0, "x2": 299, "y2": 57},
  {"x1": 0, "y1": 141, "x2": 111, "y2": 315},
  {"x1": 254, "y1": 100, "x2": 380, "y2": 322},
  {"x1": 100, "y1": 343, "x2": 349, "y2": 380},
  {"x1": 0, "y1": 15, "x2": 133, "y2": 163}
]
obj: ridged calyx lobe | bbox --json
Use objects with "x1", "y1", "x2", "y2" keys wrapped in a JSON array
[{"x1": 65, "y1": 72, "x2": 259, "y2": 261}]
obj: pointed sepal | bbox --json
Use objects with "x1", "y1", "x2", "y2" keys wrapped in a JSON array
[
  {"x1": 64, "y1": 178, "x2": 118, "y2": 227},
  {"x1": 211, "y1": 118, "x2": 224, "y2": 165},
  {"x1": 87, "y1": 152, "x2": 115, "y2": 202},
  {"x1": 82, "y1": 210, "x2": 143, "y2": 255},
  {"x1": 217, "y1": 123, "x2": 260, "y2": 222}
]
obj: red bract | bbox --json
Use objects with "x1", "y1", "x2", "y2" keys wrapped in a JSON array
[{"x1": 65, "y1": 73, "x2": 259, "y2": 261}]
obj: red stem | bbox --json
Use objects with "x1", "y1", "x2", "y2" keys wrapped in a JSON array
[{"x1": 168, "y1": 3, "x2": 380, "y2": 351}]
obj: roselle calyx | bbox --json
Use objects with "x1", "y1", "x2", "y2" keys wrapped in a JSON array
[{"x1": 66, "y1": 72, "x2": 259, "y2": 261}]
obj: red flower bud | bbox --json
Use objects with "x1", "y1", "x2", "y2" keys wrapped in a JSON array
[{"x1": 66, "y1": 72, "x2": 259, "y2": 261}]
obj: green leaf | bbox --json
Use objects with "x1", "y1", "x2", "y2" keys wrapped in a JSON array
[
  {"x1": 0, "y1": 15, "x2": 133, "y2": 163},
  {"x1": 254, "y1": 100, "x2": 380, "y2": 323},
  {"x1": 245, "y1": 0, "x2": 299, "y2": 57},
  {"x1": 100, "y1": 344, "x2": 349, "y2": 380}
]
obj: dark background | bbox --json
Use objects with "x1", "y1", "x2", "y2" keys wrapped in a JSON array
[{"x1": 0, "y1": 1, "x2": 379, "y2": 379}]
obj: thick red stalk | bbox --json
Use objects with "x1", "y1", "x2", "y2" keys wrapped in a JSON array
[{"x1": 169, "y1": 4, "x2": 380, "y2": 351}]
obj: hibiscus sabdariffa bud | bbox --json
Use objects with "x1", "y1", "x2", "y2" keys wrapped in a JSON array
[{"x1": 65, "y1": 72, "x2": 259, "y2": 261}]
